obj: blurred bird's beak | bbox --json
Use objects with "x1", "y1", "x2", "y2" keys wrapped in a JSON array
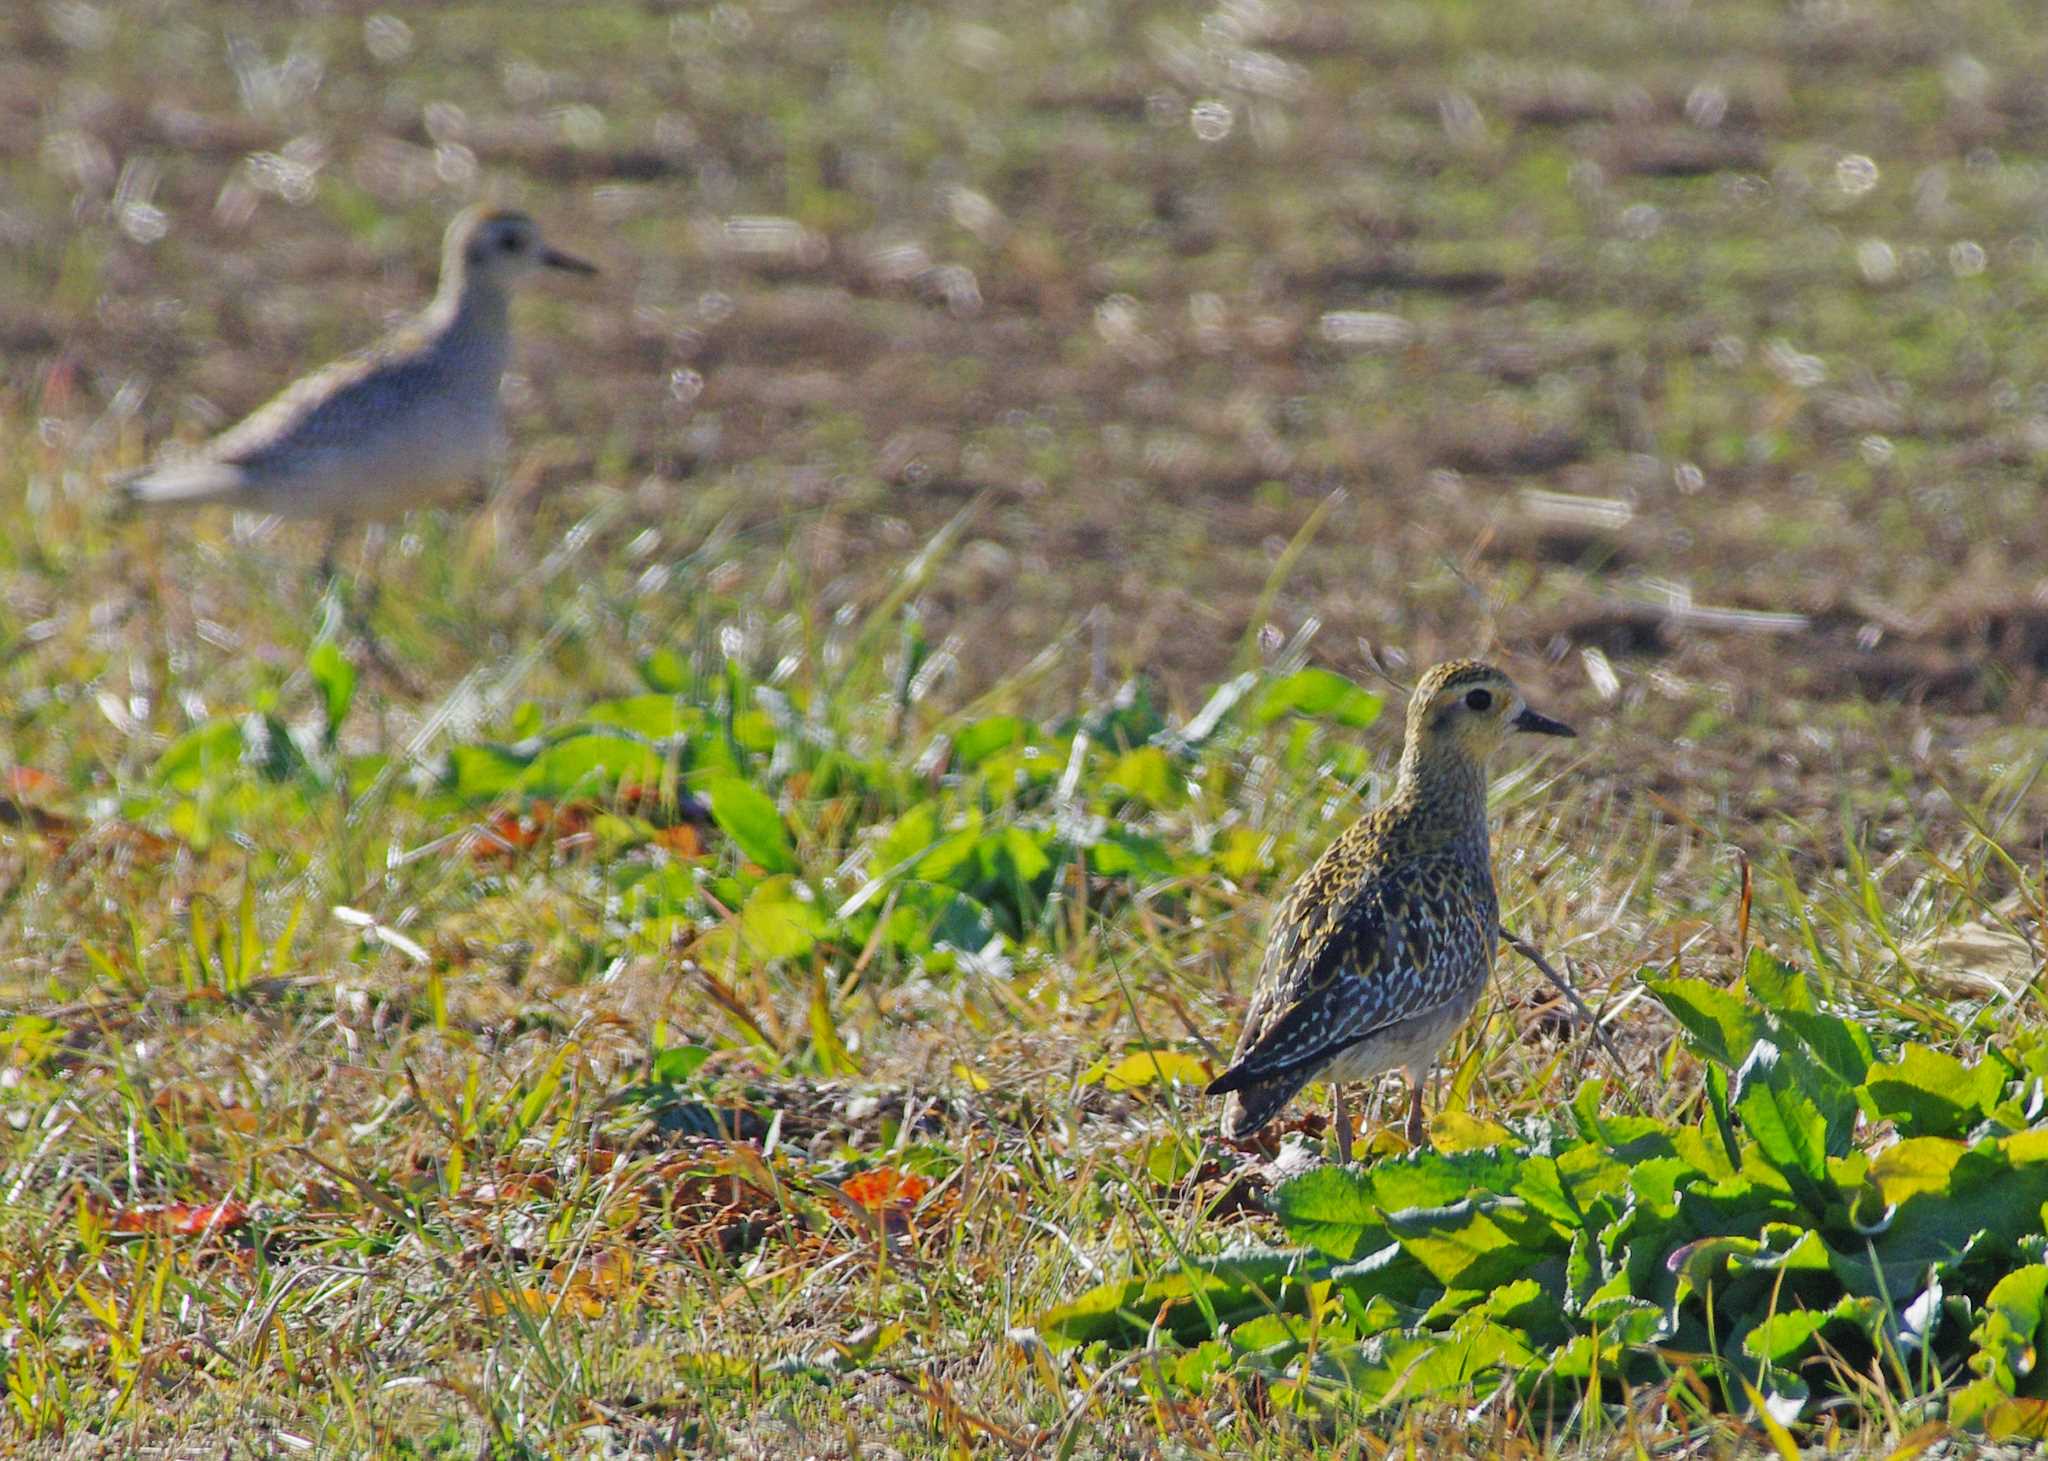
[
  {"x1": 541, "y1": 247, "x2": 598, "y2": 275},
  {"x1": 1511, "y1": 706, "x2": 1576, "y2": 737}
]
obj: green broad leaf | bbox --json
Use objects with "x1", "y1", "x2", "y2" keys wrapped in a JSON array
[
  {"x1": 1863, "y1": 1044, "x2": 2008, "y2": 1138},
  {"x1": 1213, "y1": 824, "x2": 1273, "y2": 880},
  {"x1": 953, "y1": 715, "x2": 1035, "y2": 769},
  {"x1": 1281, "y1": 1317, "x2": 1532, "y2": 1415},
  {"x1": 1741, "y1": 946, "x2": 1815, "y2": 1014},
  {"x1": 731, "y1": 707, "x2": 779, "y2": 753},
  {"x1": 985, "y1": 825, "x2": 1052, "y2": 887},
  {"x1": 1732, "y1": 1042, "x2": 1831, "y2": 1200},
  {"x1": 1383, "y1": 1196, "x2": 1557, "y2": 1292},
  {"x1": 1470, "y1": 1275, "x2": 1571, "y2": 1345},
  {"x1": 1036, "y1": 1248, "x2": 1319, "y2": 1349},
  {"x1": 1568, "y1": 1077, "x2": 1676, "y2": 1154},
  {"x1": 1666, "y1": 1233, "x2": 1765, "y2": 1300},
  {"x1": 1953, "y1": 1384, "x2": 2048, "y2": 1440},
  {"x1": 583, "y1": 693, "x2": 696, "y2": 741},
  {"x1": 1867, "y1": 1136, "x2": 1965, "y2": 1205},
  {"x1": 1103, "y1": 746, "x2": 1181, "y2": 807},
  {"x1": 1270, "y1": 1164, "x2": 1386, "y2": 1261},
  {"x1": 1745, "y1": 1222, "x2": 1833, "y2": 1269},
  {"x1": 1224, "y1": 1305, "x2": 1361, "y2": 1367},
  {"x1": 307, "y1": 640, "x2": 356, "y2": 748},
  {"x1": 871, "y1": 801, "x2": 941, "y2": 877},
  {"x1": 639, "y1": 647, "x2": 690, "y2": 693},
  {"x1": 1330, "y1": 1271, "x2": 1425, "y2": 1335},
  {"x1": 1084, "y1": 830, "x2": 1178, "y2": 881},
  {"x1": 153, "y1": 718, "x2": 245, "y2": 792},
  {"x1": 706, "y1": 777, "x2": 796, "y2": 873},
  {"x1": 738, "y1": 876, "x2": 826, "y2": 960},
  {"x1": 523, "y1": 734, "x2": 665, "y2": 799},
  {"x1": 1082, "y1": 680, "x2": 1169, "y2": 752},
  {"x1": 1742, "y1": 1307, "x2": 1832, "y2": 1365},
  {"x1": 1645, "y1": 975, "x2": 1774, "y2": 1069},
  {"x1": 877, "y1": 882, "x2": 999, "y2": 962},
  {"x1": 1254, "y1": 667, "x2": 1384, "y2": 729},
  {"x1": 1511, "y1": 1147, "x2": 1631, "y2": 1232},
  {"x1": 926, "y1": 889, "x2": 998, "y2": 956},
  {"x1": 648, "y1": 1045, "x2": 712, "y2": 1084},
  {"x1": 446, "y1": 742, "x2": 532, "y2": 801},
  {"x1": 1546, "y1": 1309, "x2": 1659, "y2": 1381},
  {"x1": 1624, "y1": 1154, "x2": 1699, "y2": 1214},
  {"x1": 1849, "y1": 1140, "x2": 2048, "y2": 1302},
  {"x1": 686, "y1": 731, "x2": 741, "y2": 780},
  {"x1": 1169, "y1": 1340, "x2": 1233, "y2": 1392},
  {"x1": 1775, "y1": 1008, "x2": 1877, "y2": 1093},
  {"x1": 1969, "y1": 1264, "x2": 2048, "y2": 1394},
  {"x1": 915, "y1": 823, "x2": 983, "y2": 885},
  {"x1": 1371, "y1": 1149, "x2": 1527, "y2": 1214},
  {"x1": 1704, "y1": 1063, "x2": 1743, "y2": 1171}
]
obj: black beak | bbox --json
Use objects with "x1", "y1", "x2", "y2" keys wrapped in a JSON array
[
  {"x1": 1511, "y1": 705, "x2": 1576, "y2": 738},
  {"x1": 540, "y1": 247, "x2": 598, "y2": 276}
]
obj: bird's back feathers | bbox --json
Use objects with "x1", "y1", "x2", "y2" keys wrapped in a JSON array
[{"x1": 1210, "y1": 793, "x2": 1499, "y2": 1139}]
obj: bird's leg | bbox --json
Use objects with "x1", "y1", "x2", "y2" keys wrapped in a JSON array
[
  {"x1": 341, "y1": 522, "x2": 422, "y2": 696},
  {"x1": 1404, "y1": 1069, "x2": 1427, "y2": 1148},
  {"x1": 317, "y1": 520, "x2": 343, "y2": 590},
  {"x1": 354, "y1": 522, "x2": 386, "y2": 623},
  {"x1": 1331, "y1": 1083, "x2": 1355, "y2": 1165}
]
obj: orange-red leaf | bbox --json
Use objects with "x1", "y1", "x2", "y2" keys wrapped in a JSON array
[
  {"x1": 655, "y1": 822, "x2": 707, "y2": 857},
  {"x1": 109, "y1": 1199, "x2": 251, "y2": 1236},
  {"x1": 840, "y1": 1167, "x2": 929, "y2": 1210}
]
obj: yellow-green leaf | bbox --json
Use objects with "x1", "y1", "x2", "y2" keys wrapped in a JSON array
[{"x1": 1085, "y1": 1049, "x2": 1211, "y2": 1092}]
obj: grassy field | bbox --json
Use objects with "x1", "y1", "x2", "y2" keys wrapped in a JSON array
[{"x1": 6, "y1": 0, "x2": 2048, "y2": 1453}]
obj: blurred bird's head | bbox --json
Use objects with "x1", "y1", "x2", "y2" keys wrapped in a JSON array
[
  {"x1": 1404, "y1": 659, "x2": 1575, "y2": 768},
  {"x1": 446, "y1": 207, "x2": 598, "y2": 292}
]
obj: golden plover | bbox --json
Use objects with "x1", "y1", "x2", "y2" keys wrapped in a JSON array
[
  {"x1": 116, "y1": 206, "x2": 595, "y2": 521},
  {"x1": 1208, "y1": 659, "x2": 1575, "y2": 1163}
]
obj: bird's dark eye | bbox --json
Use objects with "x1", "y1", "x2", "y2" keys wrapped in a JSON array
[
  {"x1": 1464, "y1": 688, "x2": 1493, "y2": 711},
  {"x1": 499, "y1": 232, "x2": 522, "y2": 252}
]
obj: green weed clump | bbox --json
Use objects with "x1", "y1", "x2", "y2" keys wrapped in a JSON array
[{"x1": 1045, "y1": 946, "x2": 2048, "y2": 1443}]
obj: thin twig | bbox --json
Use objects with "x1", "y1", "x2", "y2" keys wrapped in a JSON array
[
  {"x1": 1502, "y1": 927, "x2": 1641, "y2": 1107},
  {"x1": 1157, "y1": 984, "x2": 1226, "y2": 1068}
]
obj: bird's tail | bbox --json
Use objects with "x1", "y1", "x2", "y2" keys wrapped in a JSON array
[
  {"x1": 1212, "y1": 1068, "x2": 1311, "y2": 1142},
  {"x1": 114, "y1": 460, "x2": 249, "y2": 512}
]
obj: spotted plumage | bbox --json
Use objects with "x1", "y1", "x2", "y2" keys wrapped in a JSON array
[{"x1": 1208, "y1": 659, "x2": 1575, "y2": 1161}]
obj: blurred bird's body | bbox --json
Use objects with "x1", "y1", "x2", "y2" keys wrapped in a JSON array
[
  {"x1": 117, "y1": 207, "x2": 595, "y2": 522},
  {"x1": 1208, "y1": 660, "x2": 1575, "y2": 1163}
]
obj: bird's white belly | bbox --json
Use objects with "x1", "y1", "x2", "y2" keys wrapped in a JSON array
[{"x1": 244, "y1": 401, "x2": 503, "y2": 519}]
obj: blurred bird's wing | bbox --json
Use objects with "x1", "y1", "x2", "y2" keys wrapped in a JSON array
[
  {"x1": 203, "y1": 328, "x2": 443, "y2": 469},
  {"x1": 1209, "y1": 853, "x2": 1491, "y2": 1094},
  {"x1": 118, "y1": 322, "x2": 447, "y2": 512}
]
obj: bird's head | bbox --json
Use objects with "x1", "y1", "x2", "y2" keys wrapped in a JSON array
[
  {"x1": 447, "y1": 208, "x2": 598, "y2": 289},
  {"x1": 1404, "y1": 659, "x2": 1575, "y2": 769}
]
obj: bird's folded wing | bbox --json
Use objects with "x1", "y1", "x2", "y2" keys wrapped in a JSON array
[
  {"x1": 208, "y1": 343, "x2": 438, "y2": 466},
  {"x1": 1214, "y1": 856, "x2": 1487, "y2": 1086}
]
